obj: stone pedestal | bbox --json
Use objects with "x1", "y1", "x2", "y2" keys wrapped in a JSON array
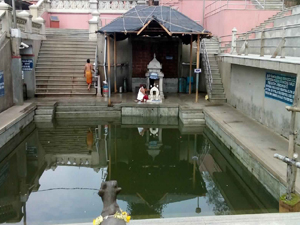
[
  {"x1": 33, "y1": 17, "x2": 45, "y2": 35},
  {"x1": 279, "y1": 194, "x2": 300, "y2": 212},
  {"x1": 18, "y1": 10, "x2": 32, "y2": 33},
  {"x1": 89, "y1": 11, "x2": 99, "y2": 41},
  {"x1": 0, "y1": 2, "x2": 12, "y2": 36}
]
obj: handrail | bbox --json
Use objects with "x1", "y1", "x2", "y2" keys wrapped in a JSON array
[
  {"x1": 204, "y1": 0, "x2": 283, "y2": 19},
  {"x1": 202, "y1": 40, "x2": 213, "y2": 94},
  {"x1": 93, "y1": 46, "x2": 100, "y2": 96},
  {"x1": 253, "y1": 0, "x2": 264, "y2": 9}
]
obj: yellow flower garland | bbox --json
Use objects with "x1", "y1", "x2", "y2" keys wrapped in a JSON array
[{"x1": 93, "y1": 209, "x2": 131, "y2": 225}]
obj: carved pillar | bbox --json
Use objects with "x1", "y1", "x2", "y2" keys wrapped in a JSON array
[
  {"x1": 0, "y1": 1, "x2": 12, "y2": 37},
  {"x1": 159, "y1": 77, "x2": 164, "y2": 99},
  {"x1": 29, "y1": 5, "x2": 38, "y2": 20},
  {"x1": 89, "y1": 11, "x2": 99, "y2": 40},
  {"x1": 230, "y1": 27, "x2": 237, "y2": 55},
  {"x1": 89, "y1": 0, "x2": 98, "y2": 11}
]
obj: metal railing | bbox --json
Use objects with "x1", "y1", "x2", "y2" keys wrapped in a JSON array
[
  {"x1": 205, "y1": 0, "x2": 284, "y2": 18},
  {"x1": 93, "y1": 46, "x2": 101, "y2": 96},
  {"x1": 201, "y1": 40, "x2": 213, "y2": 95},
  {"x1": 219, "y1": 23, "x2": 300, "y2": 58}
]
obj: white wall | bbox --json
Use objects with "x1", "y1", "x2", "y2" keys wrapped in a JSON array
[{"x1": 221, "y1": 63, "x2": 300, "y2": 144}]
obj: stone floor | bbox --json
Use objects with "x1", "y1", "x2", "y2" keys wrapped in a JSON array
[
  {"x1": 204, "y1": 104, "x2": 300, "y2": 196},
  {"x1": 27, "y1": 92, "x2": 209, "y2": 109}
]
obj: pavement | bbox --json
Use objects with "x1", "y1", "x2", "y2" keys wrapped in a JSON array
[
  {"x1": 0, "y1": 103, "x2": 36, "y2": 134},
  {"x1": 57, "y1": 212, "x2": 300, "y2": 225},
  {"x1": 204, "y1": 104, "x2": 300, "y2": 195}
]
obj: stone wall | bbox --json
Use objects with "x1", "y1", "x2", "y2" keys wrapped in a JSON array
[
  {"x1": 0, "y1": 39, "x2": 13, "y2": 113},
  {"x1": 132, "y1": 38, "x2": 179, "y2": 79},
  {"x1": 219, "y1": 62, "x2": 300, "y2": 144}
]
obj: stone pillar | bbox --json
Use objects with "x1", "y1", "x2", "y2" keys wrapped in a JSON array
[
  {"x1": 29, "y1": 4, "x2": 38, "y2": 20},
  {"x1": 137, "y1": 0, "x2": 147, "y2": 5},
  {"x1": 0, "y1": 1, "x2": 12, "y2": 37},
  {"x1": 230, "y1": 27, "x2": 237, "y2": 55},
  {"x1": 89, "y1": 11, "x2": 99, "y2": 41},
  {"x1": 159, "y1": 77, "x2": 164, "y2": 99},
  {"x1": 17, "y1": 10, "x2": 32, "y2": 33},
  {"x1": 89, "y1": 0, "x2": 98, "y2": 11},
  {"x1": 11, "y1": 28, "x2": 24, "y2": 105},
  {"x1": 33, "y1": 17, "x2": 45, "y2": 35}
]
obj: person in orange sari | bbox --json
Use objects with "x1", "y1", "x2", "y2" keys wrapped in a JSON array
[
  {"x1": 87, "y1": 128, "x2": 93, "y2": 151},
  {"x1": 84, "y1": 59, "x2": 94, "y2": 91}
]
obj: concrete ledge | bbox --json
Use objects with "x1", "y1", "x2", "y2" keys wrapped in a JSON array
[
  {"x1": 219, "y1": 54, "x2": 300, "y2": 74},
  {"x1": 204, "y1": 104, "x2": 300, "y2": 199},
  {"x1": 122, "y1": 116, "x2": 178, "y2": 125},
  {"x1": 122, "y1": 107, "x2": 178, "y2": 117},
  {"x1": 0, "y1": 103, "x2": 36, "y2": 148},
  {"x1": 58, "y1": 212, "x2": 300, "y2": 225}
]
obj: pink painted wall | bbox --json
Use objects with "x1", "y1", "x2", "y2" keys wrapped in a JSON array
[
  {"x1": 205, "y1": 9, "x2": 279, "y2": 40},
  {"x1": 43, "y1": 13, "x2": 92, "y2": 29},
  {"x1": 99, "y1": 14, "x2": 122, "y2": 27}
]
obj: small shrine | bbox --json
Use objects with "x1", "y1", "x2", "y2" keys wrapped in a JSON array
[{"x1": 145, "y1": 54, "x2": 164, "y2": 102}]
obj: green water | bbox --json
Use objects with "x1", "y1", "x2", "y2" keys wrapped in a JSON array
[{"x1": 0, "y1": 119, "x2": 278, "y2": 224}]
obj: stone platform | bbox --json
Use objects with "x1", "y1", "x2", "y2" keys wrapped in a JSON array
[{"x1": 59, "y1": 212, "x2": 300, "y2": 225}]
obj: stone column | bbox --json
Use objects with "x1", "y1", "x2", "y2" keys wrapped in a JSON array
[
  {"x1": 33, "y1": 17, "x2": 45, "y2": 35},
  {"x1": 29, "y1": 4, "x2": 38, "y2": 20},
  {"x1": 159, "y1": 77, "x2": 164, "y2": 99},
  {"x1": 0, "y1": 1, "x2": 12, "y2": 37},
  {"x1": 89, "y1": 11, "x2": 99, "y2": 41},
  {"x1": 17, "y1": 10, "x2": 32, "y2": 33},
  {"x1": 230, "y1": 27, "x2": 237, "y2": 55},
  {"x1": 137, "y1": 0, "x2": 147, "y2": 5},
  {"x1": 89, "y1": 0, "x2": 98, "y2": 11}
]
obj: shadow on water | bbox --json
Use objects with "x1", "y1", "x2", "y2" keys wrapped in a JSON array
[{"x1": 0, "y1": 118, "x2": 278, "y2": 224}]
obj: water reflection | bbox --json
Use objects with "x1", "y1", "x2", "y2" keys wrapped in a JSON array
[{"x1": 0, "y1": 120, "x2": 278, "y2": 224}]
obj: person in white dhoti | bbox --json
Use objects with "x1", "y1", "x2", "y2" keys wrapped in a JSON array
[{"x1": 136, "y1": 85, "x2": 148, "y2": 102}]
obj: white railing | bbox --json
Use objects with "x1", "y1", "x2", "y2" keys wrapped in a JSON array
[
  {"x1": 205, "y1": 0, "x2": 284, "y2": 18},
  {"x1": 98, "y1": 0, "x2": 137, "y2": 11},
  {"x1": 50, "y1": 0, "x2": 90, "y2": 10},
  {"x1": 15, "y1": 16, "x2": 27, "y2": 32},
  {"x1": 201, "y1": 40, "x2": 213, "y2": 95},
  {"x1": 220, "y1": 24, "x2": 300, "y2": 58},
  {"x1": 32, "y1": 21, "x2": 42, "y2": 34}
]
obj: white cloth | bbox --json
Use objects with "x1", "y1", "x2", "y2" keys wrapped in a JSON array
[{"x1": 137, "y1": 88, "x2": 145, "y2": 101}]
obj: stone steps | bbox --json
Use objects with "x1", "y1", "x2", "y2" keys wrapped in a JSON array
[
  {"x1": 36, "y1": 28, "x2": 96, "y2": 98},
  {"x1": 34, "y1": 102, "x2": 57, "y2": 122},
  {"x1": 179, "y1": 106, "x2": 205, "y2": 125},
  {"x1": 202, "y1": 38, "x2": 227, "y2": 103}
]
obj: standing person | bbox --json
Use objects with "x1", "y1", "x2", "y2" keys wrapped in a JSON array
[{"x1": 84, "y1": 59, "x2": 94, "y2": 91}]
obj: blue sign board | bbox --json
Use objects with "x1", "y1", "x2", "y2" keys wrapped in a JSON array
[
  {"x1": 0, "y1": 71, "x2": 4, "y2": 97},
  {"x1": 149, "y1": 72, "x2": 159, "y2": 80},
  {"x1": 22, "y1": 59, "x2": 33, "y2": 71},
  {"x1": 265, "y1": 72, "x2": 296, "y2": 105}
]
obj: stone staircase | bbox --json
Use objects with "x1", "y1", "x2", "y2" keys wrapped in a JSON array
[
  {"x1": 35, "y1": 28, "x2": 97, "y2": 96},
  {"x1": 251, "y1": 0, "x2": 283, "y2": 9},
  {"x1": 55, "y1": 102, "x2": 121, "y2": 118},
  {"x1": 235, "y1": 5, "x2": 300, "y2": 56},
  {"x1": 237, "y1": 9, "x2": 292, "y2": 40},
  {"x1": 202, "y1": 38, "x2": 226, "y2": 103},
  {"x1": 34, "y1": 102, "x2": 57, "y2": 122}
]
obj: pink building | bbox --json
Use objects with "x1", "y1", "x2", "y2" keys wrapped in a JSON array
[{"x1": 30, "y1": 0, "x2": 283, "y2": 39}]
